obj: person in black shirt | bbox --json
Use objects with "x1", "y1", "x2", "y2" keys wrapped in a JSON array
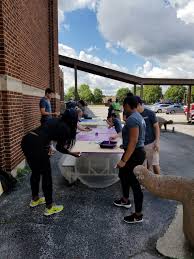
[
  {"x1": 21, "y1": 109, "x2": 81, "y2": 216},
  {"x1": 136, "y1": 96, "x2": 160, "y2": 175},
  {"x1": 107, "y1": 98, "x2": 113, "y2": 117}
]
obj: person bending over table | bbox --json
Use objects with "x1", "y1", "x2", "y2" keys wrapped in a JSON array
[
  {"x1": 21, "y1": 109, "x2": 81, "y2": 216},
  {"x1": 114, "y1": 96, "x2": 146, "y2": 224},
  {"x1": 76, "y1": 108, "x2": 92, "y2": 132},
  {"x1": 109, "y1": 112, "x2": 127, "y2": 141},
  {"x1": 106, "y1": 113, "x2": 122, "y2": 134},
  {"x1": 77, "y1": 100, "x2": 91, "y2": 119}
]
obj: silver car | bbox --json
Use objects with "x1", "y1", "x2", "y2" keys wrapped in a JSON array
[
  {"x1": 151, "y1": 104, "x2": 171, "y2": 113},
  {"x1": 165, "y1": 104, "x2": 184, "y2": 114}
]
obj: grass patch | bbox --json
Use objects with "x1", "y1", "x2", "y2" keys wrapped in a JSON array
[{"x1": 16, "y1": 166, "x2": 31, "y2": 179}]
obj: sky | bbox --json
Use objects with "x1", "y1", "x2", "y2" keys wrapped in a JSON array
[{"x1": 58, "y1": 0, "x2": 194, "y2": 95}]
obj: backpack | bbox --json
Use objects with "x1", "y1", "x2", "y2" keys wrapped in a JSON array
[{"x1": 0, "y1": 169, "x2": 17, "y2": 193}]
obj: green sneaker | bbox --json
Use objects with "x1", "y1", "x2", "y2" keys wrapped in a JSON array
[
  {"x1": 43, "y1": 204, "x2": 64, "y2": 216},
  {"x1": 30, "y1": 197, "x2": 46, "y2": 208}
]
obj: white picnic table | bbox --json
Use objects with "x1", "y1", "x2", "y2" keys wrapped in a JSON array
[
  {"x1": 71, "y1": 140, "x2": 123, "y2": 154},
  {"x1": 59, "y1": 120, "x2": 123, "y2": 188},
  {"x1": 79, "y1": 117, "x2": 107, "y2": 127}
]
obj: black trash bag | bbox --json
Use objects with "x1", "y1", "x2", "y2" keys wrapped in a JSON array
[{"x1": 0, "y1": 169, "x2": 17, "y2": 193}]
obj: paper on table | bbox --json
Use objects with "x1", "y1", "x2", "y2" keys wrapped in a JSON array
[{"x1": 71, "y1": 140, "x2": 123, "y2": 154}]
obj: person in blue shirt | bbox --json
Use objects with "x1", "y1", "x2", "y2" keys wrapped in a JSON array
[
  {"x1": 40, "y1": 88, "x2": 59, "y2": 153},
  {"x1": 39, "y1": 88, "x2": 58, "y2": 125},
  {"x1": 123, "y1": 93, "x2": 160, "y2": 175},
  {"x1": 106, "y1": 113, "x2": 122, "y2": 134},
  {"x1": 114, "y1": 96, "x2": 146, "y2": 224}
]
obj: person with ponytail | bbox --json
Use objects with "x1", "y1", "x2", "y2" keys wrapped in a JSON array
[{"x1": 21, "y1": 109, "x2": 81, "y2": 216}]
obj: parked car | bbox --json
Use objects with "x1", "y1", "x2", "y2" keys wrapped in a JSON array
[
  {"x1": 151, "y1": 103, "x2": 171, "y2": 113},
  {"x1": 164, "y1": 104, "x2": 184, "y2": 114}
]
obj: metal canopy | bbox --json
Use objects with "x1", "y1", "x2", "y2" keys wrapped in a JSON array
[
  {"x1": 59, "y1": 55, "x2": 140, "y2": 84},
  {"x1": 59, "y1": 55, "x2": 194, "y2": 86}
]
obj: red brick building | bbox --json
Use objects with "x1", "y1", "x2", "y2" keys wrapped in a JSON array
[{"x1": 0, "y1": 0, "x2": 63, "y2": 174}]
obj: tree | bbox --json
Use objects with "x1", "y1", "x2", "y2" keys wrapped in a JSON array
[
  {"x1": 93, "y1": 88, "x2": 103, "y2": 104},
  {"x1": 65, "y1": 87, "x2": 75, "y2": 101},
  {"x1": 78, "y1": 84, "x2": 94, "y2": 103},
  {"x1": 183, "y1": 86, "x2": 194, "y2": 103},
  {"x1": 143, "y1": 85, "x2": 162, "y2": 104},
  {"x1": 164, "y1": 85, "x2": 186, "y2": 103},
  {"x1": 191, "y1": 86, "x2": 194, "y2": 102},
  {"x1": 116, "y1": 87, "x2": 131, "y2": 103},
  {"x1": 131, "y1": 86, "x2": 141, "y2": 96}
]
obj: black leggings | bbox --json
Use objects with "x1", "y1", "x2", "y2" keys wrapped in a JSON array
[
  {"x1": 21, "y1": 133, "x2": 52, "y2": 206},
  {"x1": 119, "y1": 148, "x2": 145, "y2": 213}
]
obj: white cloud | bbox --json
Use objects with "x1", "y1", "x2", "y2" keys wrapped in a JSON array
[
  {"x1": 59, "y1": 44, "x2": 130, "y2": 95},
  {"x1": 58, "y1": 0, "x2": 98, "y2": 30},
  {"x1": 58, "y1": 0, "x2": 194, "y2": 87},
  {"x1": 59, "y1": 44, "x2": 77, "y2": 58},
  {"x1": 177, "y1": 1, "x2": 194, "y2": 24},
  {"x1": 105, "y1": 42, "x2": 118, "y2": 54},
  {"x1": 168, "y1": 0, "x2": 190, "y2": 8},
  {"x1": 64, "y1": 24, "x2": 70, "y2": 31},
  {"x1": 96, "y1": 0, "x2": 194, "y2": 59},
  {"x1": 58, "y1": 9, "x2": 65, "y2": 29},
  {"x1": 85, "y1": 45, "x2": 99, "y2": 53},
  {"x1": 136, "y1": 52, "x2": 194, "y2": 78},
  {"x1": 167, "y1": 0, "x2": 191, "y2": 9},
  {"x1": 58, "y1": 9, "x2": 70, "y2": 31},
  {"x1": 58, "y1": 0, "x2": 97, "y2": 13}
]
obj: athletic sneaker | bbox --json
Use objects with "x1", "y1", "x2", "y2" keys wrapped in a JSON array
[
  {"x1": 124, "y1": 213, "x2": 143, "y2": 224},
  {"x1": 30, "y1": 197, "x2": 46, "y2": 208},
  {"x1": 43, "y1": 204, "x2": 64, "y2": 216},
  {"x1": 113, "y1": 198, "x2": 131, "y2": 209}
]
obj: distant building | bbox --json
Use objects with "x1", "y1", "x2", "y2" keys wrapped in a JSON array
[{"x1": 102, "y1": 96, "x2": 116, "y2": 104}]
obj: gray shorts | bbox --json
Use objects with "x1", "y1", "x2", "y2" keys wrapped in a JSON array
[{"x1": 144, "y1": 142, "x2": 159, "y2": 167}]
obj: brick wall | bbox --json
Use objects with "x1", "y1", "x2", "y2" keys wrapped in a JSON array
[
  {"x1": 1, "y1": 0, "x2": 50, "y2": 89},
  {"x1": 0, "y1": 91, "x2": 5, "y2": 169},
  {"x1": 0, "y1": 89, "x2": 61, "y2": 171},
  {"x1": 23, "y1": 95, "x2": 41, "y2": 134},
  {"x1": 0, "y1": 0, "x2": 60, "y2": 93},
  {"x1": 0, "y1": 0, "x2": 61, "y2": 172},
  {"x1": 59, "y1": 68, "x2": 64, "y2": 102},
  {"x1": 2, "y1": 91, "x2": 24, "y2": 171},
  {"x1": 48, "y1": 0, "x2": 59, "y2": 95},
  {"x1": 0, "y1": 0, "x2": 5, "y2": 75}
]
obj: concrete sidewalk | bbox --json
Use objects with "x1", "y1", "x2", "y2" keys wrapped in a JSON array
[{"x1": 0, "y1": 109, "x2": 194, "y2": 258}]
